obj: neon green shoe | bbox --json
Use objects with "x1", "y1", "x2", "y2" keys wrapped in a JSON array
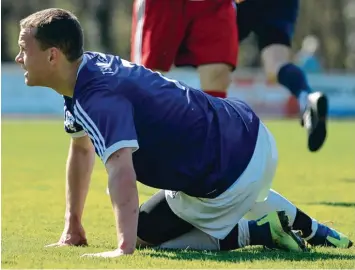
[{"x1": 257, "y1": 211, "x2": 308, "y2": 252}]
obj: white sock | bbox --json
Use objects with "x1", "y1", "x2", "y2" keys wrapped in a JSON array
[
  {"x1": 238, "y1": 218, "x2": 250, "y2": 248},
  {"x1": 244, "y1": 189, "x2": 298, "y2": 227},
  {"x1": 298, "y1": 91, "x2": 309, "y2": 112},
  {"x1": 304, "y1": 219, "x2": 319, "y2": 240}
]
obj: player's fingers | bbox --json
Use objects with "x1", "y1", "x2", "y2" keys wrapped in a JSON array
[
  {"x1": 81, "y1": 253, "x2": 95, "y2": 257},
  {"x1": 45, "y1": 241, "x2": 77, "y2": 248},
  {"x1": 45, "y1": 237, "x2": 88, "y2": 248}
]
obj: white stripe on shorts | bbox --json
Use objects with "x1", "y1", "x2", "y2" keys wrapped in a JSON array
[{"x1": 133, "y1": 0, "x2": 146, "y2": 64}]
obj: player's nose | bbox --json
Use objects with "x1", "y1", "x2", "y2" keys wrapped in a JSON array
[{"x1": 15, "y1": 53, "x2": 23, "y2": 64}]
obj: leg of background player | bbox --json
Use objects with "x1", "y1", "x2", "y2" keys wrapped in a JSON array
[
  {"x1": 198, "y1": 64, "x2": 232, "y2": 98},
  {"x1": 174, "y1": 0, "x2": 237, "y2": 99},
  {"x1": 262, "y1": 44, "x2": 311, "y2": 113},
  {"x1": 130, "y1": 0, "x2": 186, "y2": 73},
  {"x1": 244, "y1": 189, "x2": 353, "y2": 248},
  {"x1": 261, "y1": 44, "x2": 328, "y2": 152}
]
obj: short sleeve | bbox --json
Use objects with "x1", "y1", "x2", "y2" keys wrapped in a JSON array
[
  {"x1": 63, "y1": 96, "x2": 86, "y2": 138},
  {"x1": 73, "y1": 91, "x2": 139, "y2": 164}
]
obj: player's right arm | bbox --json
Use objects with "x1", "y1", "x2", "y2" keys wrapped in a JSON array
[{"x1": 46, "y1": 97, "x2": 95, "y2": 247}]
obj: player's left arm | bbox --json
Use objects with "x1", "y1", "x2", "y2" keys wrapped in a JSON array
[{"x1": 74, "y1": 90, "x2": 139, "y2": 257}]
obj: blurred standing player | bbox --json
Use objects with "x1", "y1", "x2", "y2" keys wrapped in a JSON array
[
  {"x1": 130, "y1": 0, "x2": 238, "y2": 98},
  {"x1": 236, "y1": 0, "x2": 328, "y2": 152}
]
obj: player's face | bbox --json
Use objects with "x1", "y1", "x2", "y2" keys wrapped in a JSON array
[{"x1": 15, "y1": 28, "x2": 52, "y2": 87}]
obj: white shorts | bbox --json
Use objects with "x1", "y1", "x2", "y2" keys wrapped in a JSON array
[{"x1": 165, "y1": 121, "x2": 278, "y2": 240}]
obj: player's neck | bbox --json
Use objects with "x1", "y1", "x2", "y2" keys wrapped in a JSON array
[{"x1": 51, "y1": 57, "x2": 82, "y2": 97}]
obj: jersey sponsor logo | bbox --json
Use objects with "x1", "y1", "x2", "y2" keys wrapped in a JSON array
[{"x1": 91, "y1": 52, "x2": 118, "y2": 75}]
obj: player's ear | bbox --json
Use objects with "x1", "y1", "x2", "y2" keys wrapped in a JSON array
[{"x1": 48, "y1": 47, "x2": 59, "y2": 64}]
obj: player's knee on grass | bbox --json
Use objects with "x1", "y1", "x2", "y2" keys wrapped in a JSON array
[
  {"x1": 159, "y1": 228, "x2": 220, "y2": 250},
  {"x1": 137, "y1": 190, "x2": 194, "y2": 246},
  {"x1": 136, "y1": 237, "x2": 154, "y2": 248},
  {"x1": 261, "y1": 44, "x2": 291, "y2": 80},
  {"x1": 197, "y1": 64, "x2": 232, "y2": 92}
]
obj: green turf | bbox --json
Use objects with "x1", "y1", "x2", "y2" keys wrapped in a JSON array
[{"x1": 2, "y1": 119, "x2": 355, "y2": 269}]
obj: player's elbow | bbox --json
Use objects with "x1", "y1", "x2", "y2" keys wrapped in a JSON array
[
  {"x1": 108, "y1": 167, "x2": 137, "y2": 206},
  {"x1": 108, "y1": 165, "x2": 136, "y2": 191},
  {"x1": 106, "y1": 147, "x2": 137, "y2": 192}
]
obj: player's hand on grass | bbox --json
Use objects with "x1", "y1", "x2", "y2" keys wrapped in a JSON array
[
  {"x1": 45, "y1": 222, "x2": 88, "y2": 247},
  {"x1": 81, "y1": 248, "x2": 129, "y2": 258}
]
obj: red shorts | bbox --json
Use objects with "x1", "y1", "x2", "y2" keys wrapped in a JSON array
[{"x1": 131, "y1": 0, "x2": 239, "y2": 72}]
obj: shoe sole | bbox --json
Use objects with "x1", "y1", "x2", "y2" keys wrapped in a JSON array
[
  {"x1": 308, "y1": 94, "x2": 328, "y2": 152},
  {"x1": 277, "y1": 211, "x2": 309, "y2": 252}
]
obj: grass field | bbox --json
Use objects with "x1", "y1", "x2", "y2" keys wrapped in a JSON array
[{"x1": 2, "y1": 119, "x2": 355, "y2": 269}]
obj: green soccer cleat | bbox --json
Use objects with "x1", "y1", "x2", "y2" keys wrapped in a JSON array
[{"x1": 257, "y1": 211, "x2": 308, "y2": 252}]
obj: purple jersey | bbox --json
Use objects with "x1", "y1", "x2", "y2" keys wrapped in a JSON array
[{"x1": 63, "y1": 51, "x2": 260, "y2": 198}]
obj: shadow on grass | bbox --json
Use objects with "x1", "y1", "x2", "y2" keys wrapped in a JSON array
[
  {"x1": 143, "y1": 247, "x2": 355, "y2": 263},
  {"x1": 305, "y1": 201, "x2": 355, "y2": 208},
  {"x1": 340, "y1": 178, "x2": 355, "y2": 183}
]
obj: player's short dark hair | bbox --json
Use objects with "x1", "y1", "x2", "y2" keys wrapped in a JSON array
[{"x1": 20, "y1": 8, "x2": 84, "y2": 62}]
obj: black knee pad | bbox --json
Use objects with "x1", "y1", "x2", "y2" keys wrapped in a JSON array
[{"x1": 138, "y1": 190, "x2": 194, "y2": 245}]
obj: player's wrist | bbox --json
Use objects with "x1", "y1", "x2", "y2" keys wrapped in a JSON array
[
  {"x1": 118, "y1": 244, "x2": 135, "y2": 255},
  {"x1": 118, "y1": 233, "x2": 137, "y2": 255},
  {"x1": 64, "y1": 213, "x2": 82, "y2": 226}
]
